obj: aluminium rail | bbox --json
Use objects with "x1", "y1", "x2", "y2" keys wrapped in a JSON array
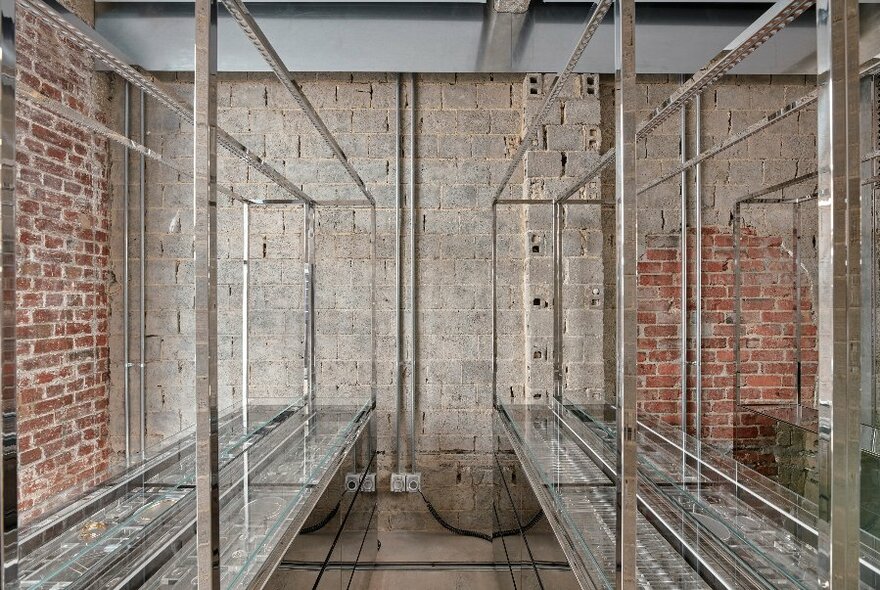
[
  {"x1": 16, "y1": 84, "x2": 287, "y2": 207},
  {"x1": 492, "y1": 0, "x2": 613, "y2": 204},
  {"x1": 554, "y1": 0, "x2": 813, "y2": 204},
  {"x1": 637, "y1": 0, "x2": 814, "y2": 138},
  {"x1": 220, "y1": 0, "x2": 374, "y2": 205},
  {"x1": 19, "y1": 0, "x2": 315, "y2": 206},
  {"x1": 639, "y1": 89, "x2": 819, "y2": 194},
  {"x1": 554, "y1": 86, "x2": 817, "y2": 203}
]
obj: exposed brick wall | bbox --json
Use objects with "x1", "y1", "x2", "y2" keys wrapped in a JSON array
[
  {"x1": 15, "y1": 1, "x2": 112, "y2": 520},
  {"x1": 637, "y1": 225, "x2": 817, "y2": 478}
]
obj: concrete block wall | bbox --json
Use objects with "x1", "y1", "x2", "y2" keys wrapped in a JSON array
[
  {"x1": 15, "y1": 0, "x2": 113, "y2": 521},
  {"x1": 102, "y1": 68, "x2": 836, "y2": 529}
]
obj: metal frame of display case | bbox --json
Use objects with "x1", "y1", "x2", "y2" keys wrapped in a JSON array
[
  {"x1": 1, "y1": 0, "x2": 380, "y2": 587},
  {"x1": 0, "y1": 0, "x2": 874, "y2": 588},
  {"x1": 490, "y1": 0, "x2": 873, "y2": 587},
  {"x1": 732, "y1": 183, "x2": 819, "y2": 429}
]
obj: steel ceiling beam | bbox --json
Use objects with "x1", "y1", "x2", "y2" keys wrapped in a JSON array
[{"x1": 93, "y1": 2, "x2": 829, "y2": 74}]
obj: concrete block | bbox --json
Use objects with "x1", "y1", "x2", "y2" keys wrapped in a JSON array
[
  {"x1": 545, "y1": 125, "x2": 583, "y2": 151},
  {"x1": 525, "y1": 151, "x2": 563, "y2": 178},
  {"x1": 442, "y1": 84, "x2": 478, "y2": 109}
]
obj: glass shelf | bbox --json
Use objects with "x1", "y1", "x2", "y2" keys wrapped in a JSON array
[
  {"x1": 497, "y1": 403, "x2": 711, "y2": 590},
  {"x1": 18, "y1": 399, "x2": 370, "y2": 589},
  {"x1": 739, "y1": 403, "x2": 819, "y2": 433},
  {"x1": 562, "y1": 398, "x2": 880, "y2": 588},
  {"x1": 143, "y1": 404, "x2": 371, "y2": 589}
]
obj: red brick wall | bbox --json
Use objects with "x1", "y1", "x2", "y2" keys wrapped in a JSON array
[
  {"x1": 637, "y1": 225, "x2": 817, "y2": 477},
  {"x1": 15, "y1": 4, "x2": 112, "y2": 519}
]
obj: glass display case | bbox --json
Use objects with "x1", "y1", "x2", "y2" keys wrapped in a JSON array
[{"x1": 19, "y1": 402, "x2": 372, "y2": 589}]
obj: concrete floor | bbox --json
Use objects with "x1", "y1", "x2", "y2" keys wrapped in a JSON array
[
  {"x1": 267, "y1": 530, "x2": 574, "y2": 589},
  {"x1": 367, "y1": 532, "x2": 499, "y2": 590}
]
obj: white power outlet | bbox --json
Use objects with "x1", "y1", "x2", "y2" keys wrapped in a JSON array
[{"x1": 390, "y1": 472, "x2": 406, "y2": 493}]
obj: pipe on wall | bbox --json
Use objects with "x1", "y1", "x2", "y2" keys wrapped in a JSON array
[
  {"x1": 408, "y1": 72, "x2": 417, "y2": 474},
  {"x1": 394, "y1": 73, "x2": 404, "y2": 475}
]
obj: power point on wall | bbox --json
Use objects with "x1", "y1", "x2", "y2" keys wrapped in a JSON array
[
  {"x1": 405, "y1": 473, "x2": 422, "y2": 493},
  {"x1": 390, "y1": 472, "x2": 406, "y2": 493},
  {"x1": 345, "y1": 473, "x2": 360, "y2": 492}
]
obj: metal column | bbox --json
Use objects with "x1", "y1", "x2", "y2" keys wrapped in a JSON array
[
  {"x1": 815, "y1": 0, "x2": 862, "y2": 586},
  {"x1": 123, "y1": 82, "x2": 131, "y2": 464},
  {"x1": 303, "y1": 204, "x2": 316, "y2": 415},
  {"x1": 860, "y1": 75, "x2": 876, "y2": 428},
  {"x1": 139, "y1": 90, "x2": 146, "y2": 458},
  {"x1": 370, "y1": 204, "x2": 377, "y2": 412},
  {"x1": 241, "y1": 201, "x2": 251, "y2": 531},
  {"x1": 614, "y1": 0, "x2": 638, "y2": 587},
  {"x1": 491, "y1": 203, "x2": 497, "y2": 408},
  {"x1": 679, "y1": 79, "x2": 688, "y2": 437},
  {"x1": 552, "y1": 201, "x2": 563, "y2": 401},
  {"x1": 694, "y1": 93, "x2": 702, "y2": 442},
  {"x1": 241, "y1": 203, "x2": 250, "y2": 426},
  {"x1": 0, "y1": 0, "x2": 17, "y2": 584},
  {"x1": 193, "y1": 0, "x2": 220, "y2": 587}
]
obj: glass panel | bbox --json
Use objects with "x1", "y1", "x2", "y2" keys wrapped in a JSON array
[
  {"x1": 140, "y1": 404, "x2": 370, "y2": 589},
  {"x1": 497, "y1": 402, "x2": 712, "y2": 589},
  {"x1": 560, "y1": 201, "x2": 608, "y2": 408},
  {"x1": 494, "y1": 203, "x2": 529, "y2": 407},
  {"x1": 733, "y1": 193, "x2": 820, "y2": 504},
  {"x1": 861, "y1": 73, "x2": 880, "y2": 585}
]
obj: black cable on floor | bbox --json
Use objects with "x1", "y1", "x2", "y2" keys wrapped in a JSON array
[
  {"x1": 419, "y1": 490, "x2": 544, "y2": 542},
  {"x1": 300, "y1": 500, "x2": 341, "y2": 535}
]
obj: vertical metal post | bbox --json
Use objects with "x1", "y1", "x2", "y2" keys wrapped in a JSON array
[
  {"x1": 816, "y1": 0, "x2": 862, "y2": 586},
  {"x1": 193, "y1": 0, "x2": 220, "y2": 587},
  {"x1": 614, "y1": 0, "x2": 637, "y2": 586},
  {"x1": 241, "y1": 203, "x2": 249, "y2": 426},
  {"x1": 860, "y1": 75, "x2": 876, "y2": 427},
  {"x1": 370, "y1": 203, "x2": 377, "y2": 412},
  {"x1": 679, "y1": 81, "x2": 688, "y2": 435},
  {"x1": 0, "y1": 0, "x2": 17, "y2": 584},
  {"x1": 139, "y1": 89, "x2": 146, "y2": 458},
  {"x1": 793, "y1": 200, "x2": 802, "y2": 406},
  {"x1": 552, "y1": 201, "x2": 563, "y2": 401},
  {"x1": 369, "y1": 202, "x2": 377, "y2": 462},
  {"x1": 694, "y1": 93, "x2": 702, "y2": 441},
  {"x1": 123, "y1": 82, "x2": 131, "y2": 465},
  {"x1": 733, "y1": 204, "x2": 742, "y2": 409},
  {"x1": 303, "y1": 204, "x2": 315, "y2": 415},
  {"x1": 395, "y1": 73, "x2": 403, "y2": 474},
  {"x1": 491, "y1": 203, "x2": 497, "y2": 408},
  {"x1": 241, "y1": 202, "x2": 250, "y2": 532},
  {"x1": 408, "y1": 72, "x2": 417, "y2": 473}
]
